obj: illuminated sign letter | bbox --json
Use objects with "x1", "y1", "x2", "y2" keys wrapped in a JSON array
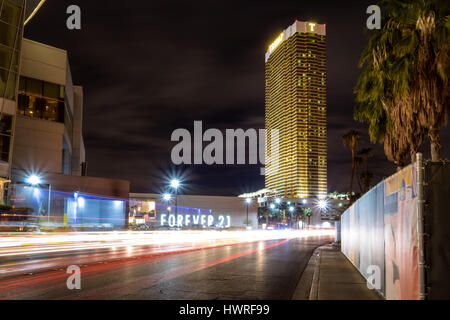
[
  {"x1": 185, "y1": 215, "x2": 191, "y2": 226},
  {"x1": 201, "y1": 215, "x2": 207, "y2": 226},
  {"x1": 309, "y1": 23, "x2": 316, "y2": 32},
  {"x1": 207, "y1": 215, "x2": 214, "y2": 227},
  {"x1": 177, "y1": 215, "x2": 183, "y2": 227},
  {"x1": 269, "y1": 33, "x2": 284, "y2": 53},
  {"x1": 168, "y1": 214, "x2": 176, "y2": 227},
  {"x1": 193, "y1": 215, "x2": 200, "y2": 225},
  {"x1": 160, "y1": 214, "x2": 167, "y2": 226}
]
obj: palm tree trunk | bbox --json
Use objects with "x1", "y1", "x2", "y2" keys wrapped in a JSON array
[
  {"x1": 364, "y1": 157, "x2": 369, "y2": 192},
  {"x1": 349, "y1": 149, "x2": 355, "y2": 196},
  {"x1": 429, "y1": 129, "x2": 441, "y2": 161}
]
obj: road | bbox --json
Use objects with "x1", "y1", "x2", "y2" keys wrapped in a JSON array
[{"x1": 0, "y1": 230, "x2": 333, "y2": 299}]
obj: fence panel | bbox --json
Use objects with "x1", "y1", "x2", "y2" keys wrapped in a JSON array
[{"x1": 341, "y1": 163, "x2": 420, "y2": 299}]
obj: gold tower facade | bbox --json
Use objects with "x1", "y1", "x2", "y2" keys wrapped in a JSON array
[{"x1": 265, "y1": 21, "x2": 327, "y2": 200}]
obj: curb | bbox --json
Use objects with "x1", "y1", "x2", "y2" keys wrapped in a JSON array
[
  {"x1": 309, "y1": 247, "x2": 322, "y2": 300},
  {"x1": 291, "y1": 245, "x2": 322, "y2": 300}
]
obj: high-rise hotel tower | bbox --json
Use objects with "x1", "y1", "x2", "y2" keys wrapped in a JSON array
[{"x1": 265, "y1": 21, "x2": 327, "y2": 200}]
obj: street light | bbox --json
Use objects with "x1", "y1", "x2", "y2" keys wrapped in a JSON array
[
  {"x1": 275, "y1": 198, "x2": 281, "y2": 204},
  {"x1": 170, "y1": 179, "x2": 180, "y2": 189},
  {"x1": 163, "y1": 193, "x2": 172, "y2": 213},
  {"x1": 25, "y1": 174, "x2": 51, "y2": 223},
  {"x1": 270, "y1": 203, "x2": 275, "y2": 210},
  {"x1": 317, "y1": 199, "x2": 329, "y2": 211},
  {"x1": 170, "y1": 179, "x2": 181, "y2": 227},
  {"x1": 26, "y1": 175, "x2": 41, "y2": 185},
  {"x1": 288, "y1": 206, "x2": 295, "y2": 229},
  {"x1": 245, "y1": 198, "x2": 251, "y2": 229}
]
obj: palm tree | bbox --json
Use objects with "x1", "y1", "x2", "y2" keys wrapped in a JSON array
[
  {"x1": 342, "y1": 129, "x2": 362, "y2": 198},
  {"x1": 355, "y1": 0, "x2": 449, "y2": 163},
  {"x1": 358, "y1": 148, "x2": 373, "y2": 192},
  {"x1": 396, "y1": 0, "x2": 449, "y2": 161},
  {"x1": 302, "y1": 208, "x2": 313, "y2": 227}
]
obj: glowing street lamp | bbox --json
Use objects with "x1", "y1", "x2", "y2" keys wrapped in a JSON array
[
  {"x1": 163, "y1": 193, "x2": 172, "y2": 213},
  {"x1": 316, "y1": 199, "x2": 329, "y2": 212},
  {"x1": 26, "y1": 175, "x2": 41, "y2": 185},
  {"x1": 25, "y1": 174, "x2": 51, "y2": 223},
  {"x1": 275, "y1": 198, "x2": 281, "y2": 204},
  {"x1": 170, "y1": 179, "x2": 180, "y2": 189},
  {"x1": 270, "y1": 203, "x2": 275, "y2": 210},
  {"x1": 289, "y1": 206, "x2": 295, "y2": 213}
]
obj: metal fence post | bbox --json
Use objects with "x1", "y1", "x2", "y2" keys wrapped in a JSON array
[{"x1": 416, "y1": 153, "x2": 426, "y2": 300}]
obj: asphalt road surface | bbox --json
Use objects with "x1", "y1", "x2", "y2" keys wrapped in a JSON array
[{"x1": 0, "y1": 231, "x2": 333, "y2": 299}]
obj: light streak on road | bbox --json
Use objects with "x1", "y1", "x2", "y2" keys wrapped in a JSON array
[
  {"x1": 0, "y1": 230, "x2": 335, "y2": 299},
  {"x1": 0, "y1": 230, "x2": 334, "y2": 258}
]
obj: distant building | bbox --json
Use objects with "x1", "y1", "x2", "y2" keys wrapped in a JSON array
[
  {"x1": 12, "y1": 38, "x2": 86, "y2": 181},
  {"x1": 265, "y1": 21, "x2": 327, "y2": 201},
  {"x1": 130, "y1": 193, "x2": 258, "y2": 230},
  {"x1": 0, "y1": 1, "x2": 129, "y2": 230}
]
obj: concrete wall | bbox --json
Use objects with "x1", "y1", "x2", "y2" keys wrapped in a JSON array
[
  {"x1": 45, "y1": 173, "x2": 130, "y2": 199},
  {"x1": 20, "y1": 39, "x2": 67, "y2": 86},
  {"x1": 71, "y1": 85, "x2": 85, "y2": 175},
  {"x1": 130, "y1": 193, "x2": 259, "y2": 229},
  {"x1": 12, "y1": 116, "x2": 64, "y2": 174}
]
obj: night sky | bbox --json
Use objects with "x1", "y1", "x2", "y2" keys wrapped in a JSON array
[{"x1": 24, "y1": 0, "x2": 450, "y2": 196}]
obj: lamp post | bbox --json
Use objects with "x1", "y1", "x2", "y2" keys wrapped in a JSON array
[
  {"x1": 163, "y1": 193, "x2": 171, "y2": 213},
  {"x1": 289, "y1": 206, "x2": 295, "y2": 228},
  {"x1": 26, "y1": 174, "x2": 51, "y2": 223},
  {"x1": 245, "y1": 198, "x2": 251, "y2": 229},
  {"x1": 170, "y1": 179, "x2": 180, "y2": 227}
]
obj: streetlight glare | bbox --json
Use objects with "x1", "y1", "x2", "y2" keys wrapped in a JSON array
[
  {"x1": 26, "y1": 175, "x2": 42, "y2": 185},
  {"x1": 270, "y1": 203, "x2": 275, "y2": 209},
  {"x1": 245, "y1": 198, "x2": 252, "y2": 204},
  {"x1": 317, "y1": 199, "x2": 329, "y2": 211},
  {"x1": 289, "y1": 206, "x2": 295, "y2": 212},
  {"x1": 170, "y1": 179, "x2": 180, "y2": 189},
  {"x1": 163, "y1": 193, "x2": 172, "y2": 201},
  {"x1": 275, "y1": 198, "x2": 281, "y2": 204}
]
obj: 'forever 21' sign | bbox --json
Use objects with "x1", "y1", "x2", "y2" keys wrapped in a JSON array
[{"x1": 160, "y1": 214, "x2": 231, "y2": 228}]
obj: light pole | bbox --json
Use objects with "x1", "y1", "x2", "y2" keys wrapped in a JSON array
[
  {"x1": 289, "y1": 206, "x2": 295, "y2": 228},
  {"x1": 170, "y1": 179, "x2": 180, "y2": 227},
  {"x1": 163, "y1": 193, "x2": 171, "y2": 213},
  {"x1": 245, "y1": 198, "x2": 251, "y2": 229},
  {"x1": 26, "y1": 174, "x2": 51, "y2": 223}
]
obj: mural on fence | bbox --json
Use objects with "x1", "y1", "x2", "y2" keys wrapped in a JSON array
[
  {"x1": 384, "y1": 163, "x2": 419, "y2": 300},
  {"x1": 341, "y1": 163, "x2": 420, "y2": 300}
]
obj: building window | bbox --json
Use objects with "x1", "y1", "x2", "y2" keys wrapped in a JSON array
[
  {"x1": 17, "y1": 76, "x2": 65, "y2": 122},
  {"x1": 0, "y1": 0, "x2": 24, "y2": 101},
  {"x1": 0, "y1": 115, "x2": 12, "y2": 162}
]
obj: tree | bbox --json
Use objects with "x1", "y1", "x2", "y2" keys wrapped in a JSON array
[
  {"x1": 357, "y1": 148, "x2": 373, "y2": 193},
  {"x1": 386, "y1": 0, "x2": 450, "y2": 161},
  {"x1": 259, "y1": 207, "x2": 272, "y2": 226},
  {"x1": 302, "y1": 208, "x2": 313, "y2": 227},
  {"x1": 342, "y1": 129, "x2": 362, "y2": 198},
  {"x1": 356, "y1": 0, "x2": 450, "y2": 164}
]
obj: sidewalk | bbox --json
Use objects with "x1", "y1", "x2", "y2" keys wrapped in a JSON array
[{"x1": 293, "y1": 244, "x2": 382, "y2": 300}]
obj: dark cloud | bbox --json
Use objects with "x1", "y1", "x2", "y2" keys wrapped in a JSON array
[{"x1": 24, "y1": 0, "x2": 450, "y2": 196}]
